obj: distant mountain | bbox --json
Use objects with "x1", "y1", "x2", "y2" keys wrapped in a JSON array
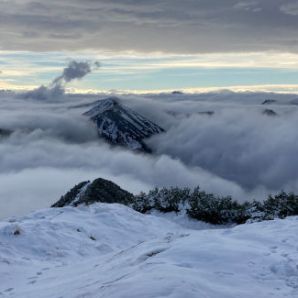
[
  {"x1": 262, "y1": 109, "x2": 278, "y2": 116},
  {"x1": 262, "y1": 99, "x2": 276, "y2": 105},
  {"x1": 0, "y1": 128, "x2": 12, "y2": 137},
  {"x1": 83, "y1": 97, "x2": 164, "y2": 152},
  {"x1": 171, "y1": 90, "x2": 184, "y2": 95}
]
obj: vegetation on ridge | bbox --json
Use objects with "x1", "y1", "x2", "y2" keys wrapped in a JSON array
[{"x1": 52, "y1": 178, "x2": 298, "y2": 225}]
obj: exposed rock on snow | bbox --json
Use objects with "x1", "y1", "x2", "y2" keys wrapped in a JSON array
[
  {"x1": 52, "y1": 178, "x2": 134, "y2": 207},
  {"x1": 84, "y1": 97, "x2": 165, "y2": 152}
]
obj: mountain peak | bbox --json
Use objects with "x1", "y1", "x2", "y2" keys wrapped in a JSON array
[
  {"x1": 52, "y1": 178, "x2": 134, "y2": 208},
  {"x1": 83, "y1": 97, "x2": 164, "y2": 152},
  {"x1": 83, "y1": 97, "x2": 120, "y2": 118}
]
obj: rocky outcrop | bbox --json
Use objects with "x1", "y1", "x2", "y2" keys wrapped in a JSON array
[
  {"x1": 83, "y1": 97, "x2": 164, "y2": 152},
  {"x1": 52, "y1": 178, "x2": 134, "y2": 207}
]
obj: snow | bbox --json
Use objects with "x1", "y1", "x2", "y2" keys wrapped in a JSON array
[
  {"x1": 83, "y1": 98, "x2": 119, "y2": 118},
  {"x1": 1, "y1": 203, "x2": 298, "y2": 298},
  {"x1": 70, "y1": 182, "x2": 91, "y2": 206}
]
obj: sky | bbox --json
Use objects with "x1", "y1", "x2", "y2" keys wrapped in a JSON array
[{"x1": 1, "y1": 0, "x2": 298, "y2": 92}]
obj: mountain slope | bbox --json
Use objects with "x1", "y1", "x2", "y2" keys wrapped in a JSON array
[
  {"x1": 84, "y1": 97, "x2": 165, "y2": 152},
  {"x1": 52, "y1": 178, "x2": 134, "y2": 207},
  {"x1": 1, "y1": 204, "x2": 297, "y2": 298}
]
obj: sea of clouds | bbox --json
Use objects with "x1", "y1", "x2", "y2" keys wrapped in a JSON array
[{"x1": 1, "y1": 88, "x2": 298, "y2": 218}]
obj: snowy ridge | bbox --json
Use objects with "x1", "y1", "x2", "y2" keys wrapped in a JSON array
[
  {"x1": 83, "y1": 97, "x2": 119, "y2": 118},
  {"x1": 84, "y1": 97, "x2": 164, "y2": 152},
  {"x1": 1, "y1": 203, "x2": 298, "y2": 298},
  {"x1": 70, "y1": 181, "x2": 91, "y2": 206}
]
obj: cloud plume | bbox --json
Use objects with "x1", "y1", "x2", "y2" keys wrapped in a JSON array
[
  {"x1": 52, "y1": 61, "x2": 93, "y2": 85},
  {"x1": 24, "y1": 60, "x2": 99, "y2": 100}
]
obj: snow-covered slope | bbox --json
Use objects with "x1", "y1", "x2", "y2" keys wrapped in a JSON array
[
  {"x1": 84, "y1": 97, "x2": 164, "y2": 152},
  {"x1": 1, "y1": 203, "x2": 298, "y2": 298}
]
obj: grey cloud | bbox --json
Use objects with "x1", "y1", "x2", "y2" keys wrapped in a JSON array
[
  {"x1": 53, "y1": 61, "x2": 92, "y2": 84},
  {"x1": 0, "y1": 91, "x2": 273, "y2": 219},
  {"x1": 280, "y1": 2, "x2": 298, "y2": 16},
  {"x1": 140, "y1": 92, "x2": 298, "y2": 193},
  {"x1": 115, "y1": 91, "x2": 298, "y2": 195},
  {"x1": 24, "y1": 60, "x2": 98, "y2": 100},
  {"x1": 1, "y1": 90, "x2": 298, "y2": 219},
  {"x1": 0, "y1": 0, "x2": 298, "y2": 53},
  {"x1": 23, "y1": 84, "x2": 65, "y2": 101},
  {"x1": 234, "y1": 1, "x2": 262, "y2": 12}
]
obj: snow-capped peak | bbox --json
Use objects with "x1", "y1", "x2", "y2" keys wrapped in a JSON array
[
  {"x1": 83, "y1": 97, "x2": 165, "y2": 152},
  {"x1": 83, "y1": 97, "x2": 120, "y2": 118}
]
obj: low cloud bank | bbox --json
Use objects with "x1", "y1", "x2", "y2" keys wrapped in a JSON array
[
  {"x1": 124, "y1": 92, "x2": 298, "y2": 193},
  {"x1": 1, "y1": 91, "x2": 298, "y2": 218}
]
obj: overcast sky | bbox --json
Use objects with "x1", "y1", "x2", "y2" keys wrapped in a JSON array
[{"x1": 1, "y1": 0, "x2": 298, "y2": 92}]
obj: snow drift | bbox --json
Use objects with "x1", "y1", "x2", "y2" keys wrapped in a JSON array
[{"x1": 1, "y1": 203, "x2": 297, "y2": 297}]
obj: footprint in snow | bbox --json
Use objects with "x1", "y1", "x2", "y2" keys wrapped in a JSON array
[
  {"x1": 179, "y1": 233, "x2": 190, "y2": 238},
  {"x1": 164, "y1": 233, "x2": 174, "y2": 242},
  {"x1": 42, "y1": 267, "x2": 49, "y2": 271},
  {"x1": 214, "y1": 271, "x2": 234, "y2": 277},
  {"x1": 175, "y1": 262, "x2": 193, "y2": 269},
  {"x1": 132, "y1": 247, "x2": 169, "y2": 265},
  {"x1": 28, "y1": 280, "x2": 37, "y2": 285},
  {"x1": 164, "y1": 232, "x2": 189, "y2": 243},
  {"x1": 270, "y1": 246, "x2": 278, "y2": 253}
]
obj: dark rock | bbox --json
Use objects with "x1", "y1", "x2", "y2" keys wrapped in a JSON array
[
  {"x1": 52, "y1": 181, "x2": 90, "y2": 207},
  {"x1": 0, "y1": 128, "x2": 12, "y2": 137},
  {"x1": 262, "y1": 109, "x2": 278, "y2": 116},
  {"x1": 198, "y1": 111, "x2": 215, "y2": 116},
  {"x1": 13, "y1": 229, "x2": 21, "y2": 236},
  {"x1": 172, "y1": 91, "x2": 183, "y2": 95},
  {"x1": 52, "y1": 178, "x2": 134, "y2": 207},
  {"x1": 262, "y1": 99, "x2": 276, "y2": 105}
]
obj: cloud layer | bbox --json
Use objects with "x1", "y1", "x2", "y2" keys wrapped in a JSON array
[
  {"x1": 1, "y1": 91, "x2": 298, "y2": 219},
  {"x1": 1, "y1": 0, "x2": 298, "y2": 53},
  {"x1": 125, "y1": 91, "x2": 298, "y2": 192}
]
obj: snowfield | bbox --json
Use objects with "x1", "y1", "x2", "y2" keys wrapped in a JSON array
[{"x1": 0, "y1": 203, "x2": 298, "y2": 298}]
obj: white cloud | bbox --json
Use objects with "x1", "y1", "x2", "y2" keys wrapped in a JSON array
[
  {"x1": 1, "y1": 91, "x2": 283, "y2": 219},
  {"x1": 1, "y1": 90, "x2": 298, "y2": 219},
  {"x1": 234, "y1": 1, "x2": 262, "y2": 12},
  {"x1": 280, "y1": 2, "x2": 298, "y2": 15}
]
